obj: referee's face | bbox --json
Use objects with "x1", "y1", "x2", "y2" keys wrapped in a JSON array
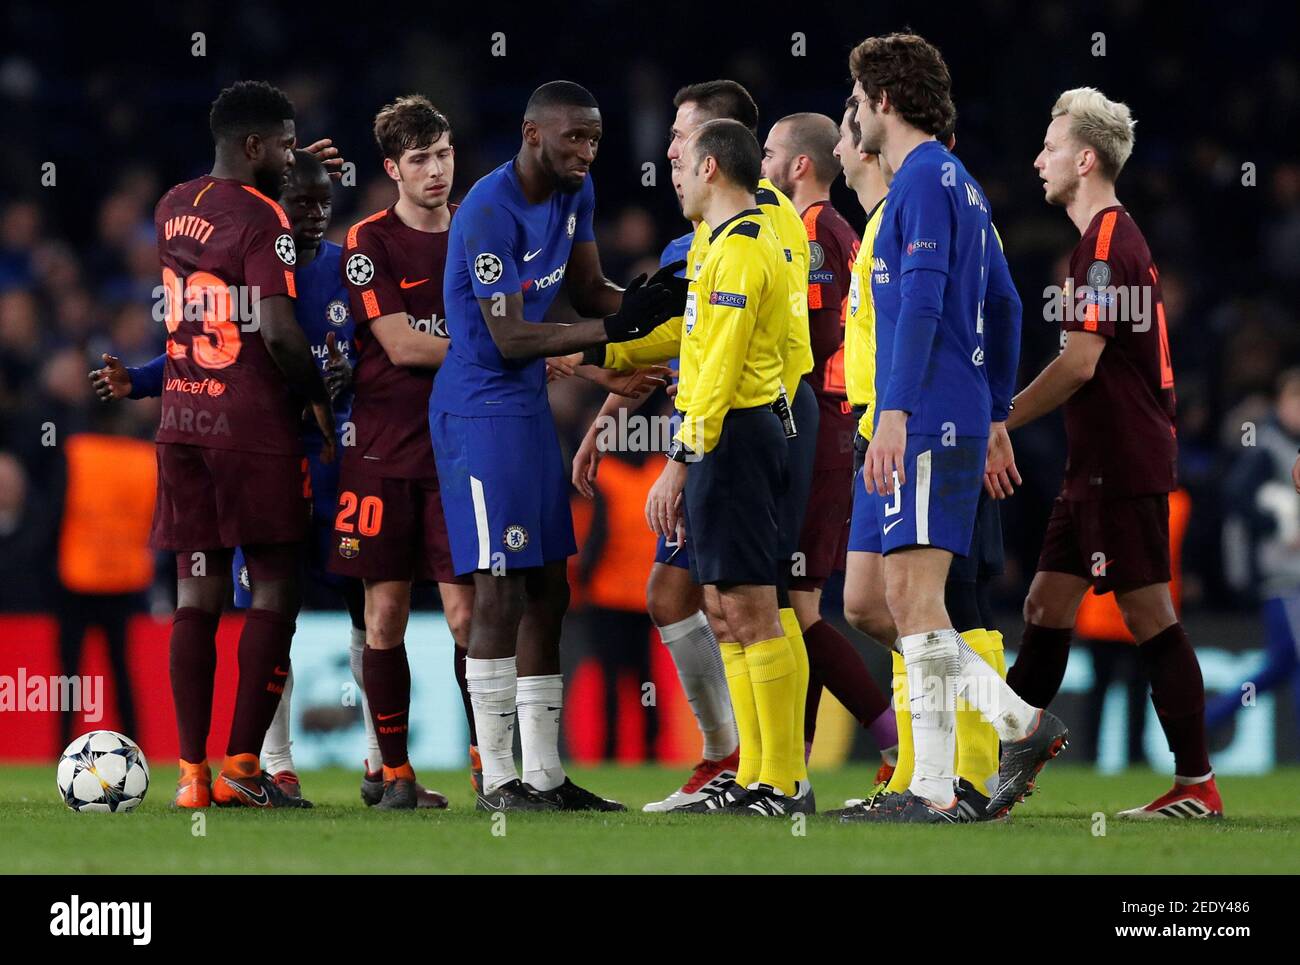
[
  {"x1": 678, "y1": 140, "x2": 708, "y2": 222},
  {"x1": 668, "y1": 102, "x2": 709, "y2": 168}
]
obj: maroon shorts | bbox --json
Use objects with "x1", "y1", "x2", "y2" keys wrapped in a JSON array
[
  {"x1": 327, "y1": 465, "x2": 468, "y2": 585},
  {"x1": 150, "y1": 443, "x2": 310, "y2": 553},
  {"x1": 1036, "y1": 493, "x2": 1171, "y2": 595},
  {"x1": 789, "y1": 465, "x2": 854, "y2": 591}
]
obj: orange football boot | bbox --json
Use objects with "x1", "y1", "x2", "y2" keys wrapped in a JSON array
[
  {"x1": 173, "y1": 759, "x2": 212, "y2": 808},
  {"x1": 213, "y1": 752, "x2": 312, "y2": 808}
]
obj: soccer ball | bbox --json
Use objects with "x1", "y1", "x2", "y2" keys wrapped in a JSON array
[{"x1": 57, "y1": 730, "x2": 150, "y2": 813}]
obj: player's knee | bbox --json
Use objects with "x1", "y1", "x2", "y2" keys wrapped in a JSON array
[
  {"x1": 646, "y1": 582, "x2": 689, "y2": 627},
  {"x1": 473, "y1": 579, "x2": 526, "y2": 631},
  {"x1": 1023, "y1": 590, "x2": 1062, "y2": 629},
  {"x1": 443, "y1": 597, "x2": 473, "y2": 647}
]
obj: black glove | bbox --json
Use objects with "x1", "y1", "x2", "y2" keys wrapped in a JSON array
[
  {"x1": 647, "y1": 259, "x2": 689, "y2": 313},
  {"x1": 853, "y1": 430, "x2": 869, "y2": 475},
  {"x1": 604, "y1": 271, "x2": 675, "y2": 343}
]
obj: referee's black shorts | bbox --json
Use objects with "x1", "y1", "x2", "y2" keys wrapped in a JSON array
[{"x1": 685, "y1": 405, "x2": 789, "y2": 587}]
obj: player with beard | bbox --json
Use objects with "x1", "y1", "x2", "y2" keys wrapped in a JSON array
[
  {"x1": 997, "y1": 88, "x2": 1221, "y2": 819},
  {"x1": 431, "y1": 81, "x2": 685, "y2": 811},
  {"x1": 147, "y1": 80, "x2": 333, "y2": 808}
]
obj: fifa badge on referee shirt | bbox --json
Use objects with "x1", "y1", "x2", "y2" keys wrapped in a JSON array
[{"x1": 684, "y1": 291, "x2": 698, "y2": 334}]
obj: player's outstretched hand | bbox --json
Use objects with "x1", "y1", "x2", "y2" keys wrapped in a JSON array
[
  {"x1": 324, "y1": 332, "x2": 352, "y2": 400},
  {"x1": 983, "y1": 421, "x2": 1022, "y2": 499},
  {"x1": 546, "y1": 353, "x2": 580, "y2": 382},
  {"x1": 646, "y1": 259, "x2": 689, "y2": 313},
  {"x1": 604, "y1": 273, "x2": 673, "y2": 343},
  {"x1": 302, "y1": 138, "x2": 347, "y2": 181},
  {"x1": 597, "y1": 364, "x2": 672, "y2": 400},
  {"x1": 864, "y1": 409, "x2": 906, "y2": 496},
  {"x1": 88, "y1": 353, "x2": 131, "y2": 402},
  {"x1": 572, "y1": 425, "x2": 603, "y2": 499}
]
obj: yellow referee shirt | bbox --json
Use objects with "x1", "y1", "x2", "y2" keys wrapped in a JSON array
[
  {"x1": 673, "y1": 210, "x2": 790, "y2": 453},
  {"x1": 845, "y1": 198, "x2": 886, "y2": 441}
]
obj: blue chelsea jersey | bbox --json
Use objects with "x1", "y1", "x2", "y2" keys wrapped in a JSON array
[
  {"x1": 431, "y1": 159, "x2": 596, "y2": 417},
  {"x1": 295, "y1": 239, "x2": 354, "y2": 441},
  {"x1": 871, "y1": 141, "x2": 994, "y2": 437}
]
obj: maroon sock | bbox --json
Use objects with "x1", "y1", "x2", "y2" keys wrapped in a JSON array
[
  {"x1": 1138, "y1": 623, "x2": 1211, "y2": 778},
  {"x1": 225, "y1": 609, "x2": 295, "y2": 758},
  {"x1": 453, "y1": 644, "x2": 478, "y2": 746},
  {"x1": 169, "y1": 607, "x2": 220, "y2": 763},
  {"x1": 805, "y1": 662, "x2": 824, "y2": 746},
  {"x1": 804, "y1": 620, "x2": 891, "y2": 731},
  {"x1": 364, "y1": 644, "x2": 412, "y2": 768},
  {"x1": 1007, "y1": 623, "x2": 1072, "y2": 708}
]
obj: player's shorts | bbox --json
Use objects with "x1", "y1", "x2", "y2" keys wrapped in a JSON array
[
  {"x1": 790, "y1": 465, "x2": 853, "y2": 590},
  {"x1": 847, "y1": 465, "x2": 882, "y2": 555},
  {"x1": 873, "y1": 432, "x2": 985, "y2": 557},
  {"x1": 684, "y1": 405, "x2": 788, "y2": 586},
  {"x1": 654, "y1": 531, "x2": 691, "y2": 570},
  {"x1": 947, "y1": 488, "x2": 1005, "y2": 583},
  {"x1": 430, "y1": 409, "x2": 577, "y2": 575},
  {"x1": 326, "y1": 462, "x2": 468, "y2": 585},
  {"x1": 150, "y1": 442, "x2": 309, "y2": 552},
  {"x1": 1036, "y1": 492, "x2": 1171, "y2": 595},
  {"x1": 779, "y1": 380, "x2": 819, "y2": 568}
]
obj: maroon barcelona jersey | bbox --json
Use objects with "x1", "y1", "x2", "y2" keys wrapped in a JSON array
[
  {"x1": 1061, "y1": 205, "x2": 1177, "y2": 500},
  {"x1": 154, "y1": 176, "x2": 301, "y2": 455},
  {"x1": 801, "y1": 200, "x2": 861, "y2": 470},
  {"x1": 341, "y1": 204, "x2": 455, "y2": 479}
]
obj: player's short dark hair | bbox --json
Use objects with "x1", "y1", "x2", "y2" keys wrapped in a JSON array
[
  {"x1": 525, "y1": 80, "x2": 599, "y2": 118},
  {"x1": 775, "y1": 113, "x2": 842, "y2": 185},
  {"x1": 674, "y1": 80, "x2": 759, "y2": 135},
  {"x1": 849, "y1": 32, "x2": 956, "y2": 137},
  {"x1": 689, "y1": 119, "x2": 760, "y2": 193},
  {"x1": 373, "y1": 95, "x2": 452, "y2": 161},
  {"x1": 289, "y1": 149, "x2": 328, "y2": 182},
  {"x1": 209, "y1": 80, "x2": 295, "y2": 143}
]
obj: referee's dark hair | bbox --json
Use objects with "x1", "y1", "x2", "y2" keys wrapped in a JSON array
[
  {"x1": 209, "y1": 80, "x2": 295, "y2": 143},
  {"x1": 674, "y1": 79, "x2": 759, "y2": 135},
  {"x1": 688, "y1": 118, "x2": 761, "y2": 193},
  {"x1": 525, "y1": 80, "x2": 599, "y2": 118},
  {"x1": 849, "y1": 32, "x2": 956, "y2": 137}
]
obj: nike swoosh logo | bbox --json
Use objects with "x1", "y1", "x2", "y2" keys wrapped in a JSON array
[
  {"x1": 375, "y1": 711, "x2": 406, "y2": 721},
  {"x1": 399, "y1": 277, "x2": 429, "y2": 289},
  {"x1": 523, "y1": 249, "x2": 543, "y2": 261},
  {"x1": 479, "y1": 795, "x2": 505, "y2": 811},
  {"x1": 221, "y1": 775, "x2": 268, "y2": 806},
  {"x1": 883, "y1": 519, "x2": 903, "y2": 535}
]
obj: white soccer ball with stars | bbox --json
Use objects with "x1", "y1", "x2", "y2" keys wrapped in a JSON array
[{"x1": 57, "y1": 730, "x2": 150, "y2": 813}]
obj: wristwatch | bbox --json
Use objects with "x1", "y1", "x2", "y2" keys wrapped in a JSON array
[{"x1": 667, "y1": 440, "x2": 694, "y2": 463}]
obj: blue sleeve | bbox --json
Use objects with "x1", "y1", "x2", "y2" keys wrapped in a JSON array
[
  {"x1": 574, "y1": 175, "x2": 596, "y2": 244},
  {"x1": 984, "y1": 238, "x2": 1022, "y2": 422},
  {"x1": 881, "y1": 268, "x2": 945, "y2": 415},
  {"x1": 127, "y1": 353, "x2": 166, "y2": 399},
  {"x1": 881, "y1": 179, "x2": 954, "y2": 415},
  {"x1": 659, "y1": 236, "x2": 690, "y2": 275},
  {"x1": 462, "y1": 197, "x2": 520, "y2": 299}
]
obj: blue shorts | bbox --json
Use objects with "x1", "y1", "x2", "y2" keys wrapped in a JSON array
[
  {"x1": 430, "y1": 409, "x2": 576, "y2": 575},
  {"x1": 847, "y1": 467, "x2": 882, "y2": 554},
  {"x1": 847, "y1": 432, "x2": 985, "y2": 557},
  {"x1": 654, "y1": 532, "x2": 691, "y2": 570}
]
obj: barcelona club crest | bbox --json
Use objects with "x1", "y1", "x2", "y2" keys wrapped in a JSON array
[{"x1": 338, "y1": 536, "x2": 361, "y2": 559}]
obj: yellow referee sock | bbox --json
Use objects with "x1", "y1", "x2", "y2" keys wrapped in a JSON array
[
  {"x1": 955, "y1": 629, "x2": 1004, "y2": 798},
  {"x1": 885, "y1": 651, "x2": 913, "y2": 794},
  {"x1": 720, "y1": 642, "x2": 762, "y2": 788},
  {"x1": 744, "y1": 635, "x2": 798, "y2": 796},
  {"x1": 779, "y1": 607, "x2": 810, "y2": 784}
]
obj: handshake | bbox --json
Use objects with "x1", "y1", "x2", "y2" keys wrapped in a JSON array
[{"x1": 603, "y1": 259, "x2": 689, "y2": 343}]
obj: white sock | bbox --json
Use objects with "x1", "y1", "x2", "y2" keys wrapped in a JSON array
[
  {"x1": 954, "y1": 632, "x2": 1038, "y2": 742},
  {"x1": 260, "y1": 666, "x2": 295, "y2": 773},
  {"x1": 658, "y1": 611, "x2": 737, "y2": 760},
  {"x1": 466, "y1": 656, "x2": 519, "y2": 793},
  {"x1": 900, "y1": 630, "x2": 958, "y2": 806},
  {"x1": 349, "y1": 627, "x2": 381, "y2": 769},
  {"x1": 517, "y1": 674, "x2": 566, "y2": 792}
]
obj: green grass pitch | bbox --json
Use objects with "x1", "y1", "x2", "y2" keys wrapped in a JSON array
[{"x1": 3, "y1": 764, "x2": 1298, "y2": 874}]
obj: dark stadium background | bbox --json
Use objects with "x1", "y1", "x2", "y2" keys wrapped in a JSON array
[{"x1": 2, "y1": 1, "x2": 1297, "y2": 765}]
